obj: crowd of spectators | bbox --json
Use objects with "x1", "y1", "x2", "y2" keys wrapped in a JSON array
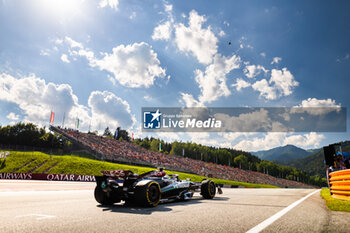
[{"x1": 52, "y1": 126, "x2": 311, "y2": 188}]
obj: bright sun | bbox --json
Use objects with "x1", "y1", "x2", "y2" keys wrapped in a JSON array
[{"x1": 37, "y1": 0, "x2": 85, "y2": 20}]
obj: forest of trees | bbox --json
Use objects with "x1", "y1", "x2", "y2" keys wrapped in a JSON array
[
  {"x1": 0, "y1": 123, "x2": 327, "y2": 186},
  {"x1": 0, "y1": 123, "x2": 65, "y2": 149}
]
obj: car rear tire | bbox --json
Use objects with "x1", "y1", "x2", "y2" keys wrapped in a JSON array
[
  {"x1": 134, "y1": 181, "x2": 161, "y2": 207},
  {"x1": 94, "y1": 186, "x2": 115, "y2": 205},
  {"x1": 201, "y1": 179, "x2": 216, "y2": 199}
]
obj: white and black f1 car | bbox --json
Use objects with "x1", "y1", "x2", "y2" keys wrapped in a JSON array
[{"x1": 94, "y1": 168, "x2": 222, "y2": 207}]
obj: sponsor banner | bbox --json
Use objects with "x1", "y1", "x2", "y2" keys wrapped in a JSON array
[
  {"x1": 0, "y1": 173, "x2": 95, "y2": 182},
  {"x1": 142, "y1": 107, "x2": 346, "y2": 132}
]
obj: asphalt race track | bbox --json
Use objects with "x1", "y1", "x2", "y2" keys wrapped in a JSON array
[{"x1": 1, "y1": 180, "x2": 350, "y2": 233}]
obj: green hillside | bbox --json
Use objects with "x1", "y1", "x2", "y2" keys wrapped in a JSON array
[
  {"x1": 280, "y1": 149, "x2": 327, "y2": 177},
  {"x1": 280, "y1": 143, "x2": 350, "y2": 178},
  {"x1": 0, "y1": 151, "x2": 278, "y2": 188}
]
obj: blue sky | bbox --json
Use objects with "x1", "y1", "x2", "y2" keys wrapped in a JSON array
[{"x1": 0, "y1": 0, "x2": 349, "y2": 151}]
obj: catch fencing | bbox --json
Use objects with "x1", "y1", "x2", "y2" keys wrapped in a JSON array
[{"x1": 329, "y1": 169, "x2": 350, "y2": 200}]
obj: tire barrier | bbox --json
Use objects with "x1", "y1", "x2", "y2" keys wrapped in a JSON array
[{"x1": 329, "y1": 169, "x2": 350, "y2": 200}]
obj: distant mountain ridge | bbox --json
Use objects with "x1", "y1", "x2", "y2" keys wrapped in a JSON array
[
  {"x1": 279, "y1": 149, "x2": 327, "y2": 177},
  {"x1": 252, "y1": 144, "x2": 319, "y2": 162},
  {"x1": 282, "y1": 141, "x2": 350, "y2": 177},
  {"x1": 254, "y1": 141, "x2": 350, "y2": 178}
]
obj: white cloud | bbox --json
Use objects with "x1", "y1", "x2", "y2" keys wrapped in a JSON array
[
  {"x1": 0, "y1": 73, "x2": 135, "y2": 132},
  {"x1": 299, "y1": 98, "x2": 340, "y2": 108},
  {"x1": 40, "y1": 49, "x2": 50, "y2": 56},
  {"x1": 88, "y1": 91, "x2": 136, "y2": 130},
  {"x1": 243, "y1": 64, "x2": 267, "y2": 78},
  {"x1": 214, "y1": 109, "x2": 288, "y2": 132},
  {"x1": 60, "y1": 54, "x2": 70, "y2": 63},
  {"x1": 283, "y1": 132, "x2": 325, "y2": 148},
  {"x1": 142, "y1": 131, "x2": 324, "y2": 152},
  {"x1": 64, "y1": 38, "x2": 167, "y2": 88},
  {"x1": 232, "y1": 78, "x2": 251, "y2": 91},
  {"x1": 252, "y1": 79, "x2": 277, "y2": 100},
  {"x1": 234, "y1": 132, "x2": 324, "y2": 151},
  {"x1": 280, "y1": 112, "x2": 291, "y2": 121},
  {"x1": 107, "y1": 74, "x2": 117, "y2": 86},
  {"x1": 234, "y1": 133, "x2": 286, "y2": 151},
  {"x1": 129, "y1": 11, "x2": 136, "y2": 20},
  {"x1": 238, "y1": 36, "x2": 254, "y2": 50},
  {"x1": 143, "y1": 95, "x2": 154, "y2": 102},
  {"x1": 260, "y1": 52, "x2": 266, "y2": 57},
  {"x1": 270, "y1": 68, "x2": 298, "y2": 96},
  {"x1": 65, "y1": 36, "x2": 83, "y2": 49},
  {"x1": 55, "y1": 38, "x2": 63, "y2": 45},
  {"x1": 180, "y1": 53, "x2": 241, "y2": 106},
  {"x1": 186, "y1": 132, "x2": 222, "y2": 147},
  {"x1": 291, "y1": 98, "x2": 341, "y2": 115},
  {"x1": 151, "y1": 3, "x2": 174, "y2": 41},
  {"x1": 92, "y1": 42, "x2": 166, "y2": 88},
  {"x1": 187, "y1": 132, "x2": 210, "y2": 140},
  {"x1": 174, "y1": 10, "x2": 218, "y2": 64},
  {"x1": 7, "y1": 112, "x2": 19, "y2": 121},
  {"x1": 218, "y1": 30, "x2": 225, "y2": 37},
  {"x1": 77, "y1": 48, "x2": 95, "y2": 61},
  {"x1": 336, "y1": 53, "x2": 350, "y2": 63},
  {"x1": 195, "y1": 54, "x2": 241, "y2": 103},
  {"x1": 218, "y1": 132, "x2": 246, "y2": 142},
  {"x1": 99, "y1": 0, "x2": 119, "y2": 11},
  {"x1": 156, "y1": 132, "x2": 181, "y2": 142},
  {"x1": 0, "y1": 73, "x2": 88, "y2": 128},
  {"x1": 271, "y1": 57, "x2": 282, "y2": 64},
  {"x1": 179, "y1": 93, "x2": 203, "y2": 107},
  {"x1": 152, "y1": 21, "x2": 172, "y2": 41},
  {"x1": 252, "y1": 68, "x2": 298, "y2": 100},
  {"x1": 164, "y1": 4, "x2": 173, "y2": 12}
]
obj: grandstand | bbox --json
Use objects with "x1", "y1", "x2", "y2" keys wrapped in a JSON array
[{"x1": 50, "y1": 126, "x2": 312, "y2": 188}]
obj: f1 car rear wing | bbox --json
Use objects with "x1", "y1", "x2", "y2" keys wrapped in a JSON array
[
  {"x1": 100, "y1": 170, "x2": 134, "y2": 178},
  {"x1": 99, "y1": 169, "x2": 166, "y2": 179}
]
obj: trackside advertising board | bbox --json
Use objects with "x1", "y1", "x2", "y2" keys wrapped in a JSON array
[{"x1": 0, "y1": 173, "x2": 96, "y2": 182}]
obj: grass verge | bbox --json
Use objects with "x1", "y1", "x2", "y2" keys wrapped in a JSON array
[
  {"x1": 321, "y1": 188, "x2": 350, "y2": 212},
  {"x1": 0, "y1": 150, "x2": 278, "y2": 188}
]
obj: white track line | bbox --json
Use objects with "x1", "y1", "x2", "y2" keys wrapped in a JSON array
[
  {"x1": 15, "y1": 214, "x2": 56, "y2": 220},
  {"x1": 246, "y1": 189, "x2": 320, "y2": 233}
]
